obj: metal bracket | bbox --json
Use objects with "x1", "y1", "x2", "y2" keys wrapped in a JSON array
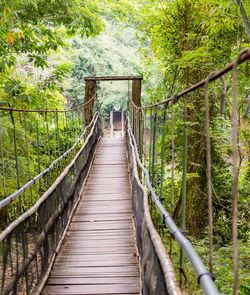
[{"x1": 197, "y1": 272, "x2": 215, "y2": 284}]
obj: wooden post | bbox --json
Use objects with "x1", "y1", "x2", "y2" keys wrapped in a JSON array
[
  {"x1": 110, "y1": 111, "x2": 114, "y2": 138},
  {"x1": 132, "y1": 78, "x2": 142, "y2": 152},
  {"x1": 84, "y1": 80, "x2": 96, "y2": 126},
  {"x1": 121, "y1": 111, "x2": 124, "y2": 138},
  {"x1": 132, "y1": 79, "x2": 142, "y2": 108}
]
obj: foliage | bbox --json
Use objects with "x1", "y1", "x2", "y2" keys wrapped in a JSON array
[
  {"x1": 0, "y1": 0, "x2": 249, "y2": 293},
  {"x1": 65, "y1": 19, "x2": 142, "y2": 118},
  {"x1": 137, "y1": 1, "x2": 250, "y2": 293},
  {"x1": 164, "y1": 235, "x2": 250, "y2": 294},
  {"x1": 0, "y1": 0, "x2": 104, "y2": 69}
]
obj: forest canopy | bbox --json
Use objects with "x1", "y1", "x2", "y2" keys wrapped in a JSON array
[{"x1": 0, "y1": 1, "x2": 249, "y2": 295}]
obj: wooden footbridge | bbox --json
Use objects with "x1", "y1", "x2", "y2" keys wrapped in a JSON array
[
  {"x1": 42, "y1": 137, "x2": 141, "y2": 295},
  {"x1": 0, "y1": 49, "x2": 249, "y2": 295}
]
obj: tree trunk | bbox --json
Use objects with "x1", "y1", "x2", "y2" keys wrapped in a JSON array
[{"x1": 235, "y1": 0, "x2": 250, "y2": 41}]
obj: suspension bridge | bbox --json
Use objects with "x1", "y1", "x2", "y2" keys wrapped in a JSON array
[{"x1": 0, "y1": 48, "x2": 249, "y2": 295}]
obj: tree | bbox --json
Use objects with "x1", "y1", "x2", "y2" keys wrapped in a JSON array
[
  {"x1": 66, "y1": 19, "x2": 142, "y2": 117},
  {"x1": 235, "y1": 0, "x2": 250, "y2": 41},
  {"x1": 137, "y1": 0, "x2": 249, "y2": 236},
  {"x1": 0, "y1": 0, "x2": 104, "y2": 69}
]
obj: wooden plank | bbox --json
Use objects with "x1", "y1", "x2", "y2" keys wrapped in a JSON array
[
  {"x1": 82, "y1": 189, "x2": 130, "y2": 195},
  {"x1": 92, "y1": 164, "x2": 127, "y2": 168},
  {"x1": 42, "y1": 284, "x2": 140, "y2": 294},
  {"x1": 74, "y1": 208, "x2": 131, "y2": 215},
  {"x1": 65, "y1": 235, "x2": 135, "y2": 241},
  {"x1": 56, "y1": 254, "x2": 137, "y2": 262},
  {"x1": 56, "y1": 253, "x2": 137, "y2": 259},
  {"x1": 66, "y1": 230, "x2": 134, "y2": 235},
  {"x1": 87, "y1": 178, "x2": 129, "y2": 185},
  {"x1": 80, "y1": 194, "x2": 130, "y2": 200},
  {"x1": 51, "y1": 267, "x2": 139, "y2": 275},
  {"x1": 60, "y1": 249, "x2": 136, "y2": 255},
  {"x1": 71, "y1": 215, "x2": 131, "y2": 221},
  {"x1": 88, "y1": 172, "x2": 128, "y2": 178},
  {"x1": 46, "y1": 277, "x2": 139, "y2": 285},
  {"x1": 84, "y1": 182, "x2": 129, "y2": 188},
  {"x1": 53, "y1": 261, "x2": 138, "y2": 268}
]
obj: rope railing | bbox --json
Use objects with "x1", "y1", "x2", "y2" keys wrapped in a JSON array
[
  {"x1": 127, "y1": 117, "x2": 219, "y2": 295},
  {"x1": 128, "y1": 48, "x2": 250, "y2": 294},
  {"x1": 0, "y1": 112, "x2": 98, "y2": 211},
  {"x1": 0, "y1": 96, "x2": 96, "y2": 228},
  {"x1": 129, "y1": 48, "x2": 250, "y2": 110},
  {"x1": 0, "y1": 93, "x2": 97, "y2": 113},
  {"x1": 0, "y1": 112, "x2": 102, "y2": 295}
]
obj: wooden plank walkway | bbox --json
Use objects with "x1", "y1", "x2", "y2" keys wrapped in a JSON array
[{"x1": 42, "y1": 137, "x2": 141, "y2": 295}]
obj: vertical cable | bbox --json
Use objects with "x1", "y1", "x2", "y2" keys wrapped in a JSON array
[
  {"x1": 10, "y1": 110, "x2": 22, "y2": 215},
  {"x1": 36, "y1": 118, "x2": 41, "y2": 196},
  {"x1": 71, "y1": 111, "x2": 76, "y2": 142},
  {"x1": 62, "y1": 111, "x2": 67, "y2": 153},
  {"x1": 21, "y1": 227, "x2": 29, "y2": 295},
  {"x1": 232, "y1": 56, "x2": 240, "y2": 295},
  {"x1": 24, "y1": 113, "x2": 33, "y2": 204},
  {"x1": 55, "y1": 112, "x2": 61, "y2": 156},
  {"x1": 77, "y1": 110, "x2": 81, "y2": 138},
  {"x1": 36, "y1": 119, "x2": 41, "y2": 175},
  {"x1": 141, "y1": 110, "x2": 146, "y2": 166},
  {"x1": 171, "y1": 109, "x2": 175, "y2": 214},
  {"x1": 45, "y1": 113, "x2": 52, "y2": 164},
  {"x1": 0, "y1": 124, "x2": 7, "y2": 196},
  {"x1": 160, "y1": 106, "x2": 167, "y2": 203},
  {"x1": 10, "y1": 111, "x2": 20, "y2": 190},
  {"x1": 204, "y1": 77, "x2": 214, "y2": 273},
  {"x1": 151, "y1": 107, "x2": 157, "y2": 183},
  {"x1": 180, "y1": 96, "x2": 188, "y2": 287},
  {"x1": 148, "y1": 108, "x2": 153, "y2": 175},
  {"x1": 170, "y1": 109, "x2": 175, "y2": 257},
  {"x1": 137, "y1": 109, "x2": 140, "y2": 149},
  {"x1": 64, "y1": 112, "x2": 69, "y2": 150}
]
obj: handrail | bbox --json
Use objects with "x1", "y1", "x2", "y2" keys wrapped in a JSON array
[
  {"x1": 0, "y1": 112, "x2": 98, "y2": 210},
  {"x1": 129, "y1": 47, "x2": 250, "y2": 109},
  {"x1": 0, "y1": 93, "x2": 96, "y2": 113},
  {"x1": 127, "y1": 116, "x2": 219, "y2": 295},
  {"x1": 0, "y1": 112, "x2": 102, "y2": 295},
  {"x1": 0, "y1": 112, "x2": 100, "y2": 242}
]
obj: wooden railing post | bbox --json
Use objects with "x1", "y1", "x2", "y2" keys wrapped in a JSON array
[
  {"x1": 84, "y1": 79, "x2": 96, "y2": 126},
  {"x1": 132, "y1": 78, "x2": 142, "y2": 154},
  {"x1": 132, "y1": 78, "x2": 142, "y2": 108}
]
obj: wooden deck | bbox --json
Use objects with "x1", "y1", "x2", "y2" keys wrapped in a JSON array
[{"x1": 42, "y1": 137, "x2": 141, "y2": 295}]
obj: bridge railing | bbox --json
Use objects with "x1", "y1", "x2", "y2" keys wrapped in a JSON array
[
  {"x1": 0, "y1": 113, "x2": 102, "y2": 295},
  {"x1": 0, "y1": 96, "x2": 96, "y2": 228},
  {"x1": 127, "y1": 117, "x2": 182, "y2": 295},
  {"x1": 128, "y1": 48, "x2": 250, "y2": 294}
]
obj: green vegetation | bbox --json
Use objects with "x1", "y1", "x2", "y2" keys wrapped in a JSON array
[{"x1": 0, "y1": 0, "x2": 249, "y2": 294}]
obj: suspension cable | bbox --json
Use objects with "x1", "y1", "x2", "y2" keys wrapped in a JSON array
[
  {"x1": 129, "y1": 48, "x2": 250, "y2": 111},
  {"x1": 204, "y1": 72, "x2": 216, "y2": 273},
  {"x1": 127, "y1": 116, "x2": 219, "y2": 295},
  {"x1": 0, "y1": 93, "x2": 97, "y2": 113},
  {"x1": 0, "y1": 112, "x2": 99, "y2": 210}
]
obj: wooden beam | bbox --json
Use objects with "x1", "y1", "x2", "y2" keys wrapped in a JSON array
[
  {"x1": 84, "y1": 76, "x2": 143, "y2": 81},
  {"x1": 132, "y1": 79, "x2": 141, "y2": 107},
  {"x1": 132, "y1": 78, "x2": 142, "y2": 157}
]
